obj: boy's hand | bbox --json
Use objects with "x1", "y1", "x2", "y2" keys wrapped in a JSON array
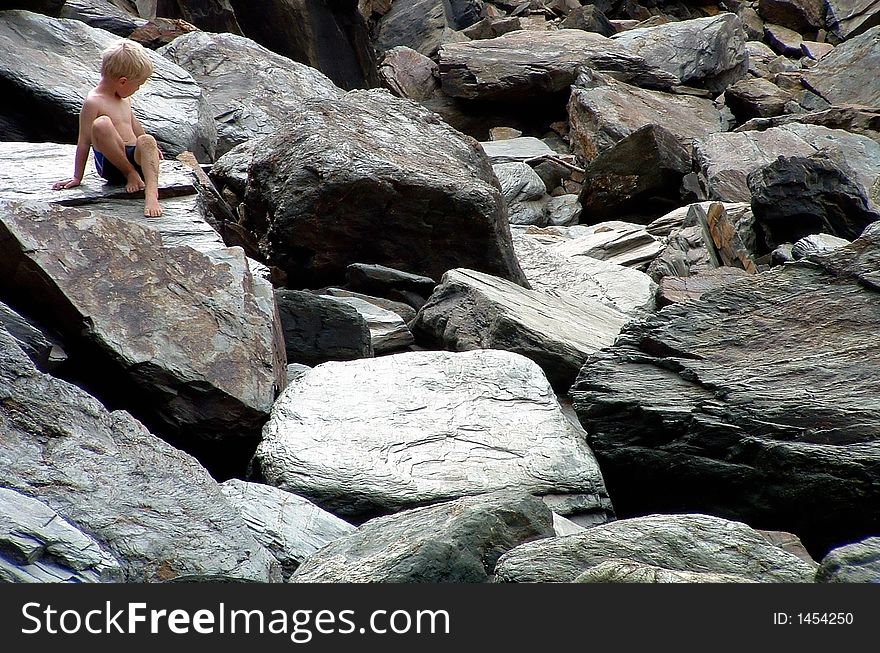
[{"x1": 53, "y1": 177, "x2": 82, "y2": 190}]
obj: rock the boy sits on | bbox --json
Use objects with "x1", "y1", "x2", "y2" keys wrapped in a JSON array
[{"x1": 53, "y1": 39, "x2": 164, "y2": 217}]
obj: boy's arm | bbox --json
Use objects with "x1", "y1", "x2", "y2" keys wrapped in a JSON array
[{"x1": 53, "y1": 99, "x2": 99, "y2": 190}]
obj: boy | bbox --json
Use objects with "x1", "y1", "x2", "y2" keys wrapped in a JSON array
[{"x1": 54, "y1": 39, "x2": 163, "y2": 217}]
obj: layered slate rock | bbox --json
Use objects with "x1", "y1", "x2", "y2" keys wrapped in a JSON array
[
  {"x1": 0, "y1": 328, "x2": 280, "y2": 582},
  {"x1": 379, "y1": 46, "x2": 440, "y2": 101},
  {"x1": 240, "y1": 89, "x2": 526, "y2": 288},
  {"x1": 560, "y1": 5, "x2": 615, "y2": 36},
  {"x1": 0, "y1": 300, "x2": 66, "y2": 372},
  {"x1": 253, "y1": 350, "x2": 613, "y2": 522},
  {"x1": 611, "y1": 14, "x2": 748, "y2": 93},
  {"x1": 494, "y1": 514, "x2": 817, "y2": 583},
  {"x1": 291, "y1": 492, "x2": 553, "y2": 582},
  {"x1": 570, "y1": 227, "x2": 880, "y2": 556},
  {"x1": 575, "y1": 560, "x2": 751, "y2": 583},
  {"x1": 412, "y1": 269, "x2": 630, "y2": 390},
  {"x1": 438, "y1": 29, "x2": 678, "y2": 102},
  {"x1": 725, "y1": 77, "x2": 793, "y2": 122},
  {"x1": 568, "y1": 70, "x2": 725, "y2": 163},
  {"x1": 758, "y1": 0, "x2": 825, "y2": 33},
  {"x1": 0, "y1": 10, "x2": 216, "y2": 160},
  {"x1": 493, "y1": 163, "x2": 550, "y2": 226},
  {"x1": 61, "y1": 0, "x2": 148, "y2": 35},
  {"x1": 816, "y1": 537, "x2": 880, "y2": 583},
  {"x1": 159, "y1": 31, "x2": 342, "y2": 157},
  {"x1": 825, "y1": 0, "x2": 880, "y2": 41},
  {"x1": 549, "y1": 222, "x2": 666, "y2": 270},
  {"x1": 219, "y1": 479, "x2": 355, "y2": 580},
  {"x1": 320, "y1": 295, "x2": 414, "y2": 354},
  {"x1": 0, "y1": 201, "x2": 286, "y2": 477},
  {"x1": 151, "y1": 0, "x2": 241, "y2": 34},
  {"x1": 803, "y1": 25, "x2": 880, "y2": 108},
  {"x1": 376, "y1": 0, "x2": 481, "y2": 57},
  {"x1": 0, "y1": 487, "x2": 123, "y2": 583},
  {"x1": 480, "y1": 137, "x2": 555, "y2": 164}
]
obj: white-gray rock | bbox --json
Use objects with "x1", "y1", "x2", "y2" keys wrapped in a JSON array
[
  {"x1": 479, "y1": 137, "x2": 555, "y2": 164},
  {"x1": 493, "y1": 162, "x2": 550, "y2": 226},
  {"x1": 551, "y1": 222, "x2": 666, "y2": 270},
  {"x1": 320, "y1": 294, "x2": 414, "y2": 354}
]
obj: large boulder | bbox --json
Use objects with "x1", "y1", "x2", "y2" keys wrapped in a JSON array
[
  {"x1": 825, "y1": 0, "x2": 880, "y2": 41},
  {"x1": 153, "y1": 0, "x2": 241, "y2": 33},
  {"x1": 758, "y1": 0, "x2": 825, "y2": 33},
  {"x1": 412, "y1": 268, "x2": 631, "y2": 390},
  {"x1": 0, "y1": 327, "x2": 280, "y2": 582},
  {"x1": 229, "y1": 0, "x2": 379, "y2": 90},
  {"x1": 0, "y1": 10, "x2": 217, "y2": 160},
  {"x1": 494, "y1": 514, "x2": 817, "y2": 583},
  {"x1": 291, "y1": 492, "x2": 553, "y2": 582},
  {"x1": 0, "y1": 200, "x2": 286, "y2": 478},
  {"x1": 570, "y1": 226, "x2": 880, "y2": 557},
  {"x1": 159, "y1": 31, "x2": 342, "y2": 157},
  {"x1": 253, "y1": 349, "x2": 613, "y2": 524},
  {"x1": 438, "y1": 29, "x2": 678, "y2": 102},
  {"x1": 611, "y1": 14, "x2": 748, "y2": 93},
  {"x1": 802, "y1": 25, "x2": 880, "y2": 107},
  {"x1": 545, "y1": 222, "x2": 666, "y2": 271},
  {"x1": 816, "y1": 537, "x2": 880, "y2": 582},
  {"x1": 61, "y1": 0, "x2": 148, "y2": 36},
  {"x1": 239, "y1": 89, "x2": 526, "y2": 288},
  {"x1": 375, "y1": 0, "x2": 483, "y2": 57}
]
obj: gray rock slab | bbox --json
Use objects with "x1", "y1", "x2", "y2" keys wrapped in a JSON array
[
  {"x1": 817, "y1": 537, "x2": 880, "y2": 583},
  {"x1": 60, "y1": 0, "x2": 147, "y2": 36},
  {"x1": 479, "y1": 137, "x2": 555, "y2": 164},
  {"x1": 412, "y1": 268, "x2": 631, "y2": 390},
  {"x1": 495, "y1": 514, "x2": 817, "y2": 583},
  {"x1": 219, "y1": 479, "x2": 355, "y2": 580},
  {"x1": 253, "y1": 349, "x2": 613, "y2": 522},
  {"x1": 493, "y1": 162, "x2": 550, "y2": 226},
  {"x1": 802, "y1": 25, "x2": 880, "y2": 107},
  {"x1": 319, "y1": 288, "x2": 418, "y2": 323},
  {"x1": 320, "y1": 295, "x2": 414, "y2": 354},
  {"x1": 0, "y1": 327, "x2": 280, "y2": 582},
  {"x1": 291, "y1": 492, "x2": 553, "y2": 583},
  {"x1": 0, "y1": 300, "x2": 66, "y2": 371},
  {"x1": 379, "y1": 45, "x2": 440, "y2": 101},
  {"x1": 159, "y1": 31, "x2": 342, "y2": 157},
  {"x1": 551, "y1": 222, "x2": 666, "y2": 270},
  {"x1": 0, "y1": 10, "x2": 216, "y2": 160},
  {"x1": 825, "y1": 0, "x2": 880, "y2": 41},
  {"x1": 791, "y1": 233, "x2": 851, "y2": 259}
]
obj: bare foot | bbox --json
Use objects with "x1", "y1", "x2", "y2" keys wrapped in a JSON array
[
  {"x1": 144, "y1": 197, "x2": 163, "y2": 217},
  {"x1": 126, "y1": 171, "x2": 146, "y2": 194}
]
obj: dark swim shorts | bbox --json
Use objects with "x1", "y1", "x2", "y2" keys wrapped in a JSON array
[{"x1": 93, "y1": 145, "x2": 142, "y2": 185}]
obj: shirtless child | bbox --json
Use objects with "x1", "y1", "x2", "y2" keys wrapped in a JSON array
[{"x1": 54, "y1": 39, "x2": 163, "y2": 217}]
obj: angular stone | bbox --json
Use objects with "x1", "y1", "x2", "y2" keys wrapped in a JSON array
[
  {"x1": 494, "y1": 162, "x2": 550, "y2": 226},
  {"x1": 758, "y1": 0, "x2": 825, "y2": 33},
  {"x1": 802, "y1": 25, "x2": 880, "y2": 107},
  {"x1": 746, "y1": 41, "x2": 780, "y2": 78},
  {"x1": 412, "y1": 268, "x2": 630, "y2": 390},
  {"x1": 345, "y1": 263, "x2": 437, "y2": 298},
  {"x1": 736, "y1": 107, "x2": 880, "y2": 146},
  {"x1": 376, "y1": 0, "x2": 482, "y2": 57},
  {"x1": 0, "y1": 300, "x2": 67, "y2": 371},
  {"x1": 378, "y1": 46, "x2": 439, "y2": 101},
  {"x1": 462, "y1": 15, "x2": 522, "y2": 40},
  {"x1": 658, "y1": 267, "x2": 753, "y2": 306},
  {"x1": 825, "y1": 0, "x2": 880, "y2": 41},
  {"x1": 560, "y1": 5, "x2": 615, "y2": 37},
  {"x1": 551, "y1": 222, "x2": 665, "y2": 270},
  {"x1": 800, "y1": 40, "x2": 835, "y2": 59},
  {"x1": 764, "y1": 22, "x2": 805, "y2": 57},
  {"x1": 725, "y1": 77, "x2": 793, "y2": 122},
  {"x1": 791, "y1": 233, "x2": 851, "y2": 259},
  {"x1": 817, "y1": 537, "x2": 880, "y2": 583},
  {"x1": 253, "y1": 349, "x2": 613, "y2": 522},
  {"x1": 479, "y1": 137, "x2": 555, "y2": 164},
  {"x1": 152, "y1": 0, "x2": 241, "y2": 34},
  {"x1": 319, "y1": 287, "x2": 418, "y2": 323},
  {"x1": 320, "y1": 295, "x2": 414, "y2": 354},
  {"x1": 61, "y1": 0, "x2": 147, "y2": 36}
]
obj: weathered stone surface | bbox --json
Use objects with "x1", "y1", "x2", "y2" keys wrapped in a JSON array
[
  {"x1": 240, "y1": 89, "x2": 526, "y2": 288},
  {"x1": 568, "y1": 70, "x2": 725, "y2": 163},
  {"x1": 230, "y1": 0, "x2": 379, "y2": 91},
  {"x1": 801, "y1": 40, "x2": 835, "y2": 59},
  {"x1": 817, "y1": 537, "x2": 880, "y2": 582},
  {"x1": 658, "y1": 267, "x2": 752, "y2": 305},
  {"x1": 0, "y1": 201, "x2": 286, "y2": 477},
  {"x1": 321, "y1": 295, "x2": 414, "y2": 354},
  {"x1": 494, "y1": 162, "x2": 550, "y2": 226},
  {"x1": 737, "y1": 107, "x2": 880, "y2": 144},
  {"x1": 725, "y1": 77, "x2": 793, "y2": 122},
  {"x1": 825, "y1": 0, "x2": 880, "y2": 41},
  {"x1": 575, "y1": 560, "x2": 752, "y2": 583},
  {"x1": 159, "y1": 31, "x2": 342, "y2": 157},
  {"x1": 0, "y1": 327, "x2": 280, "y2": 582},
  {"x1": 0, "y1": 300, "x2": 66, "y2": 371},
  {"x1": 253, "y1": 349, "x2": 613, "y2": 522},
  {"x1": 802, "y1": 25, "x2": 880, "y2": 107},
  {"x1": 438, "y1": 29, "x2": 678, "y2": 102},
  {"x1": 512, "y1": 232, "x2": 655, "y2": 314},
  {"x1": 462, "y1": 15, "x2": 521, "y2": 39},
  {"x1": 275, "y1": 289, "x2": 373, "y2": 367},
  {"x1": 550, "y1": 222, "x2": 666, "y2": 270},
  {"x1": 319, "y1": 287, "x2": 418, "y2": 323},
  {"x1": 345, "y1": 263, "x2": 437, "y2": 298},
  {"x1": 758, "y1": 0, "x2": 825, "y2": 33},
  {"x1": 579, "y1": 124, "x2": 695, "y2": 224},
  {"x1": 479, "y1": 137, "x2": 555, "y2": 164},
  {"x1": 128, "y1": 16, "x2": 198, "y2": 49},
  {"x1": 764, "y1": 22, "x2": 805, "y2": 57},
  {"x1": 560, "y1": 5, "x2": 615, "y2": 37},
  {"x1": 746, "y1": 40, "x2": 779, "y2": 79},
  {"x1": 219, "y1": 479, "x2": 355, "y2": 580},
  {"x1": 413, "y1": 268, "x2": 629, "y2": 389},
  {"x1": 791, "y1": 233, "x2": 851, "y2": 259},
  {"x1": 495, "y1": 514, "x2": 816, "y2": 583},
  {"x1": 379, "y1": 46, "x2": 439, "y2": 101},
  {"x1": 611, "y1": 14, "x2": 748, "y2": 93},
  {"x1": 748, "y1": 150, "x2": 880, "y2": 246},
  {"x1": 0, "y1": 487, "x2": 123, "y2": 583},
  {"x1": 153, "y1": 0, "x2": 241, "y2": 33},
  {"x1": 0, "y1": 10, "x2": 216, "y2": 160},
  {"x1": 376, "y1": 0, "x2": 482, "y2": 57},
  {"x1": 695, "y1": 123, "x2": 880, "y2": 203},
  {"x1": 291, "y1": 492, "x2": 552, "y2": 582},
  {"x1": 61, "y1": 0, "x2": 147, "y2": 35},
  {"x1": 570, "y1": 227, "x2": 880, "y2": 556},
  {"x1": 546, "y1": 195, "x2": 580, "y2": 227}
]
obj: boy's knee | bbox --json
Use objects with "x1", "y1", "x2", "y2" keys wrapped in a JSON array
[
  {"x1": 136, "y1": 134, "x2": 157, "y2": 150},
  {"x1": 92, "y1": 115, "x2": 113, "y2": 133}
]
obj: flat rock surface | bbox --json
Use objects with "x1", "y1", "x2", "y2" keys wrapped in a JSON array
[
  {"x1": 801, "y1": 25, "x2": 880, "y2": 108},
  {"x1": 320, "y1": 295, "x2": 414, "y2": 354}
]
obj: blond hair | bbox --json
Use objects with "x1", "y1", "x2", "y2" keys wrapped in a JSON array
[{"x1": 101, "y1": 39, "x2": 154, "y2": 81}]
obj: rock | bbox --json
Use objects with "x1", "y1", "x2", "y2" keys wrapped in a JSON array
[
  {"x1": 376, "y1": 0, "x2": 483, "y2": 57},
  {"x1": 758, "y1": 0, "x2": 825, "y2": 33},
  {"x1": 550, "y1": 222, "x2": 666, "y2": 270},
  {"x1": 159, "y1": 31, "x2": 343, "y2": 157},
  {"x1": 736, "y1": 107, "x2": 880, "y2": 144},
  {"x1": 511, "y1": 232, "x2": 656, "y2": 314},
  {"x1": 579, "y1": 124, "x2": 695, "y2": 224},
  {"x1": 758, "y1": 529, "x2": 816, "y2": 564},
  {"x1": 568, "y1": 70, "x2": 725, "y2": 164},
  {"x1": 290, "y1": 491, "x2": 552, "y2": 583},
  {"x1": 462, "y1": 15, "x2": 522, "y2": 40},
  {"x1": 230, "y1": 0, "x2": 379, "y2": 91},
  {"x1": 800, "y1": 40, "x2": 836, "y2": 59},
  {"x1": 747, "y1": 41, "x2": 780, "y2": 79},
  {"x1": 286, "y1": 363, "x2": 310, "y2": 383},
  {"x1": 546, "y1": 195, "x2": 580, "y2": 227},
  {"x1": 412, "y1": 268, "x2": 630, "y2": 390},
  {"x1": 240, "y1": 89, "x2": 526, "y2": 288},
  {"x1": 611, "y1": 14, "x2": 749, "y2": 93},
  {"x1": 0, "y1": 487, "x2": 123, "y2": 583},
  {"x1": 791, "y1": 233, "x2": 851, "y2": 259},
  {"x1": 0, "y1": 201, "x2": 286, "y2": 478},
  {"x1": 0, "y1": 300, "x2": 66, "y2": 371},
  {"x1": 253, "y1": 349, "x2": 613, "y2": 522},
  {"x1": 438, "y1": 29, "x2": 678, "y2": 102},
  {"x1": 570, "y1": 227, "x2": 880, "y2": 556},
  {"x1": 151, "y1": 0, "x2": 241, "y2": 34},
  {"x1": 275, "y1": 289, "x2": 373, "y2": 366},
  {"x1": 0, "y1": 10, "x2": 217, "y2": 160},
  {"x1": 560, "y1": 5, "x2": 615, "y2": 37},
  {"x1": 219, "y1": 479, "x2": 355, "y2": 580},
  {"x1": 695, "y1": 123, "x2": 880, "y2": 203},
  {"x1": 802, "y1": 26, "x2": 880, "y2": 107},
  {"x1": 658, "y1": 267, "x2": 753, "y2": 305},
  {"x1": 479, "y1": 137, "x2": 555, "y2": 164},
  {"x1": 319, "y1": 287, "x2": 418, "y2": 323},
  {"x1": 208, "y1": 138, "x2": 255, "y2": 199},
  {"x1": 748, "y1": 150, "x2": 880, "y2": 246},
  {"x1": 725, "y1": 78, "x2": 793, "y2": 122},
  {"x1": 0, "y1": 327, "x2": 280, "y2": 582},
  {"x1": 345, "y1": 263, "x2": 437, "y2": 298},
  {"x1": 495, "y1": 514, "x2": 816, "y2": 583},
  {"x1": 128, "y1": 17, "x2": 198, "y2": 49},
  {"x1": 320, "y1": 295, "x2": 415, "y2": 354},
  {"x1": 60, "y1": 0, "x2": 147, "y2": 36},
  {"x1": 574, "y1": 559, "x2": 752, "y2": 583},
  {"x1": 494, "y1": 163, "x2": 550, "y2": 226},
  {"x1": 764, "y1": 22, "x2": 805, "y2": 57},
  {"x1": 379, "y1": 46, "x2": 439, "y2": 101},
  {"x1": 817, "y1": 537, "x2": 880, "y2": 583},
  {"x1": 825, "y1": 0, "x2": 880, "y2": 41}
]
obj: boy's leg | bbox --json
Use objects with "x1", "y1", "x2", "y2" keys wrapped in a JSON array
[
  {"x1": 134, "y1": 134, "x2": 162, "y2": 217},
  {"x1": 90, "y1": 116, "x2": 144, "y2": 194}
]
